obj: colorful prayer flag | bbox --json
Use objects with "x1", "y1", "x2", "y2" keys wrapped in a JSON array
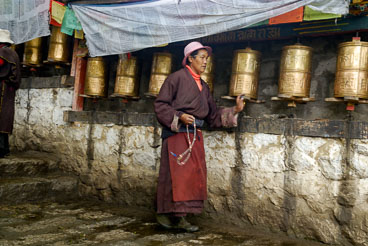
[
  {"x1": 61, "y1": 8, "x2": 83, "y2": 36},
  {"x1": 304, "y1": 6, "x2": 341, "y2": 21},
  {"x1": 51, "y1": 0, "x2": 66, "y2": 25},
  {"x1": 269, "y1": 7, "x2": 304, "y2": 25},
  {"x1": 75, "y1": 30, "x2": 84, "y2": 39}
]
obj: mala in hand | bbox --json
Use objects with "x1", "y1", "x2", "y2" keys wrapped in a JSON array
[{"x1": 170, "y1": 120, "x2": 197, "y2": 166}]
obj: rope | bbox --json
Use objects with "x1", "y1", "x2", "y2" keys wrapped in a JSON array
[{"x1": 171, "y1": 120, "x2": 197, "y2": 166}]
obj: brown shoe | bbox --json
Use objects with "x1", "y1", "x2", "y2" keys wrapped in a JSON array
[
  {"x1": 156, "y1": 214, "x2": 173, "y2": 229},
  {"x1": 174, "y1": 217, "x2": 199, "y2": 232}
]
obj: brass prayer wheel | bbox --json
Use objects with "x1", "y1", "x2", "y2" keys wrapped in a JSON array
[
  {"x1": 23, "y1": 37, "x2": 42, "y2": 66},
  {"x1": 147, "y1": 52, "x2": 172, "y2": 96},
  {"x1": 84, "y1": 57, "x2": 107, "y2": 97},
  {"x1": 201, "y1": 55, "x2": 215, "y2": 93},
  {"x1": 278, "y1": 44, "x2": 313, "y2": 98},
  {"x1": 47, "y1": 26, "x2": 69, "y2": 63},
  {"x1": 114, "y1": 56, "x2": 139, "y2": 97},
  {"x1": 334, "y1": 39, "x2": 368, "y2": 99},
  {"x1": 229, "y1": 47, "x2": 261, "y2": 99}
]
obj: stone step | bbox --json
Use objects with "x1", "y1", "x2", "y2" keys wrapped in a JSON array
[
  {"x1": 0, "y1": 151, "x2": 59, "y2": 177},
  {"x1": 0, "y1": 175, "x2": 79, "y2": 205}
]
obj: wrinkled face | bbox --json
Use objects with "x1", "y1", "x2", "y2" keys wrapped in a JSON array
[{"x1": 188, "y1": 49, "x2": 209, "y2": 75}]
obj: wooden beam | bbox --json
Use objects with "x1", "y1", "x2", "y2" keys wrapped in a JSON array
[
  {"x1": 61, "y1": 75, "x2": 75, "y2": 87},
  {"x1": 62, "y1": 111, "x2": 368, "y2": 140}
]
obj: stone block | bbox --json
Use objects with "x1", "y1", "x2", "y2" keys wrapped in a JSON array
[
  {"x1": 15, "y1": 89, "x2": 29, "y2": 108},
  {"x1": 241, "y1": 133, "x2": 286, "y2": 172},
  {"x1": 29, "y1": 89, "x2": 54, "y2": 111},
  {"x1": 14, "y1": 108, "x2": 28, "y2": 125},
  {"x1": 56, "y1": 88, "x2": 73, "y2": 107},
  {"x1": 351, "y1": 139, "x2": 368, "y2": 179}
]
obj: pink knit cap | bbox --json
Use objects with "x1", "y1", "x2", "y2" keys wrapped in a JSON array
[{"x1": 182, "y1": 41, "x2": 212, "y2": 67}]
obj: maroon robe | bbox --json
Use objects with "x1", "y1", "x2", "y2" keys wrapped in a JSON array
[
  {"x1": 154, "y1": 68, "x2": 238, "y2": 214},
  {"x1": 0, "y1": 46, "x2": 21, "y2": 134}
]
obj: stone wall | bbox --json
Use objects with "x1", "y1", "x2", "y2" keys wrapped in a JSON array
[
  {"x1": 9, "y1": 86, "x2": 368, "y2": 245},
  {"x1": 8, "y1": 32, "x2": 368, "y2": 245}
]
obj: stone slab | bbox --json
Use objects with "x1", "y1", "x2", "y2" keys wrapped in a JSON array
[
  {"x1": 0, "y1": 151, "x2": 59, "y2": 177},
  {"x1": 0, "y1": 176, "x2": 79, "y2": 205}
]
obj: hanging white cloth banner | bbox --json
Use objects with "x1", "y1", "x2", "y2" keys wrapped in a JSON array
[
  {"x1": 71, "y1": 0, "x2": 349, "y2": 57},
  {"x1": 0, "y1": 0, "x2": 51, "y2": 44}
]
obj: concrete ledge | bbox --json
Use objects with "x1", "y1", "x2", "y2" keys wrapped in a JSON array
[{"x1": 64, "y1": 111, "x2": 368, "y2": 139}]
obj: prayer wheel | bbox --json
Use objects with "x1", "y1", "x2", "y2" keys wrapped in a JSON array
[
  {"x1": 229, "y1": 47, "x2": 261, "y2": 99},
  {"x1": 334, "y1": 39, "x2": 368, "y2": 99},
  {"x1": 147, "y1": 52, "x2": 172, "y2": 96},
  {"x1": 47, "y1": 26, "x2": 69, "y2": 63},
  {"x1": 201, "y1": 55, "x2": 214, "y2": 93},
  {"x1": 278, "y1": 44, "x2": 313, "y2": 98},
  {"x1": 113, "y1": 56, "x2": 139, "y2": 97},
  {"x1": 84, "y1": 57, "x2": 107, "y2": 97},
  {"x1": 23, "y1": 37, "x2": 42, "y2": 66}
]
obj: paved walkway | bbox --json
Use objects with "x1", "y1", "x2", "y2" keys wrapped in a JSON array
[{"x1": 0, "y1": 201, "x2": 325, "y2": 246}]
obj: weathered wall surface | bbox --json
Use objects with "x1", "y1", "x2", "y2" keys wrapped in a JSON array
[
  {"x1": 10, "y1": 86, "x2": 368, "y2": 245},
  {"x1": 8, "y1": 32, "x2": 368, "y2": 246}
]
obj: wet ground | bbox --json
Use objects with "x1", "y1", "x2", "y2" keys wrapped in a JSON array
[{"x1": 0, "y1": 201, "x2": 326, "y2": 246}]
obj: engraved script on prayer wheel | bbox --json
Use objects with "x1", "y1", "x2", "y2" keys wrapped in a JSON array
[
  {"x1": 229, "y1": 48, "x2": 261, "y2": 99},
  {"x1": 201, "y1": 55, "x2": 215, "y2": 93},
  {"x1": 47, "y1": 26, "x2": 70, "y2": 63},
  {"x1": 23, "y1": 38, "x2": 42, "y2": 66},
  {"x1": 114, "y1": 56, "x2": 139, "y2": 97},
  {"x1": 278, "y1": 44, "x2": 313, "y2": 98},
  {"x1": 148, "y1": 52, "x2": 172, "y2": 96},
  {"x1": 84, "y1": 57, "x2": 107, "y2": 97},
  {"x1": 334, "y1": 39, "x2": 368, "y2": 99}
]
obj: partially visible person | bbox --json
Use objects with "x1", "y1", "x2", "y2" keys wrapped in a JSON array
[
  {"x1": 0, "y1": 29, "x2": 21, "y2": 158},
  {"x1": 154, "y1": 41, "x2": 244, "y2": 232}
]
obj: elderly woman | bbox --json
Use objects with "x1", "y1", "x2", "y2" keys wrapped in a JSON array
[
  {"x1": 0, "y1": 29, "x2": 20, "y2": 158},
  {"x1": 154, "y1": 41, "x2": 244, "y2": 232}
]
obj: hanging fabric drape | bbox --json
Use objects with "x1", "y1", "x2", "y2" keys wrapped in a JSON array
[
  {"x1": 71, "y1": 0, "x2": 349, "y2": 57},
  {"x1": 0, "y1": 0, "x2": 51, "y2": 44}
]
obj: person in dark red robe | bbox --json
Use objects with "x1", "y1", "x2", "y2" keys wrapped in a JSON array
[
  {"x1": 154, "y1": 41, "x2": 244, "y2": 232},
  {"x1": 0, "y1": 29, "x2": 21, "y2": 158}
]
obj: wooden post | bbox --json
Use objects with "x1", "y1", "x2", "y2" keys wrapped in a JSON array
[
  {"x1": 70, "y1": 39, "x2": 88, "y2": 111},
  {"x1": 72, "y1": 57, "x2": 87, "y2": 111},
  {"x1": 70, "y1": 39, "x2": 79, "y2": 77}
]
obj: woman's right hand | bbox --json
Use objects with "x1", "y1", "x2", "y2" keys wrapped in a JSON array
[{"x1": 180, "y1": 113, "x2": 195, "y2": 125}]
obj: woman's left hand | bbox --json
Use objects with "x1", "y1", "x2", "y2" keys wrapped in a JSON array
[{"x1": 234, "y1": 95, "x2": 245, "y2": 113}]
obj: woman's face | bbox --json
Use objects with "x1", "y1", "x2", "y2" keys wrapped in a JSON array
[{"x1": 188, "y1": 49, "x2": 209, "y2": 75}]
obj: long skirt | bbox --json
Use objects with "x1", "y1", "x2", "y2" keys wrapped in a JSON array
[{"x1": 156, "y1": 137, "x2": 204, "y2": 215}]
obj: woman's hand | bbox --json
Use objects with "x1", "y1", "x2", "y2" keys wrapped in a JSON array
[
  {"x1": 234, "y1": 95, "x2": 245, "y2": 113},
  {"x1": 180, "y1": 113, "x2": 195, "y2": 125}
]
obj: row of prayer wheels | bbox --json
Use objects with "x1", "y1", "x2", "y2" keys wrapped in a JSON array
[
  {"x1": 82, "y1": 37, "x2": 368, "y2": 109},
  {"x1": 83, "y1": 52, "x2": 215, "y2": 98},
  {"x1": 19, "y1": 27, "x2": 368, "y2": 107},
  {"x1": 22, "y1": 26, "x2": 70, "y2": 67},
  {"x1": 84, "y1": 56, "x2": 140, "y2": 98}
]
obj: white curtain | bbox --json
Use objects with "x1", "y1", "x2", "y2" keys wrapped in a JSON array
[
  {"x1": 71, "y1": 0, "x2": 349, "y2": 57},
  {"x1": 0, "y1": 0, "x2": 51, "y2": 44}
]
